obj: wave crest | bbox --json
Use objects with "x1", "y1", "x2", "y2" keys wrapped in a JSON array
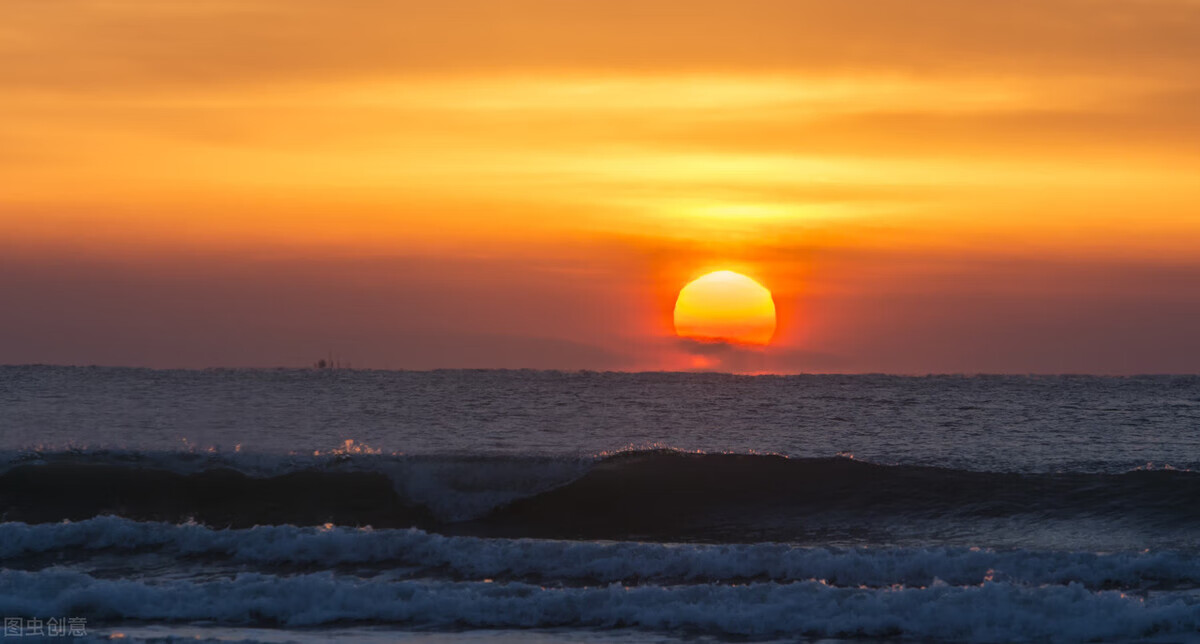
[{"x1": 3, "y1": 450, "x2": 1199, "y2": 542}]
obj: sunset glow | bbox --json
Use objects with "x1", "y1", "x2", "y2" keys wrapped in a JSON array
[{"x1": 3, "y1": 1, "x2": 1200, "y2": 373}]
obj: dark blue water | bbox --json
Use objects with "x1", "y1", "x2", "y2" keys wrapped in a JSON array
[{"x1": 2, "y1": 367, "x2": 1199, "y2": 642}]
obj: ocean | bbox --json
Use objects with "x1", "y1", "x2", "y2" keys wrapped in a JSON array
[{"x1": 2, "y1": 366, "x2": 1199, "y2": 642}]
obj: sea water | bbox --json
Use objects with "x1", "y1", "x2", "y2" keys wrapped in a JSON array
[{"x1": 1, "y1": 366, "x2": 1199, "y2": 642}]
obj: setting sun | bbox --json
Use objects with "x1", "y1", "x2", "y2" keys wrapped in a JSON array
[{"x1": 673, "y1": 271, "x2": 777, "y2": 345}]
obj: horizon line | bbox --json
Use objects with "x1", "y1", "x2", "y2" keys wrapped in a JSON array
[{"x1": 2, "y1": 363, "x2": 1197, "y2": 378}]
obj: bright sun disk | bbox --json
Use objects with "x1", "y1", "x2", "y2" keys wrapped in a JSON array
[{"x1": 673, "y1": 271, "x2": 776, "y2": 345}]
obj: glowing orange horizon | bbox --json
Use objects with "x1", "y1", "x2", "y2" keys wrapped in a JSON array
[
  {"x1": 4, "y1": 1, "x2": 1200, "y2": 372},
  {"x1": 673, "y1": 271, "x2": 777, "y2": 346}
]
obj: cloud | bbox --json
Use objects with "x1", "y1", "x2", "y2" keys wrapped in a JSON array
[
  {"x1": 676, "y1": 338, "x2": 747, "y2": 356},
  {"x1": 675, "y1": 338, "x2": 848, "y2": 374},
  {"x1": 6, "y1": 0, "x2": 1200, "y2": 94}
]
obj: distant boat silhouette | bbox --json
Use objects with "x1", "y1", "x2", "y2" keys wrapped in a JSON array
[{"x1": 313, "y1": 351, "x2": 349, "y2": 370}]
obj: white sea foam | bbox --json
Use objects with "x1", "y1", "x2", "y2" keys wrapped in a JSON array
[
  {"x1": 3, "y1": 518, "x2": 1200, "y2": 589},
  {"x1": 1, "y1": 568, "x2": 1197, "y2": 642}
]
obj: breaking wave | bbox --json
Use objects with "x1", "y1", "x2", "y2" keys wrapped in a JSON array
[
  {"x1": 3, "y1": 517, "x2": 1200, "y2": 590},
  {"x1": 2, "y1": 566, "x2": 1198, "y2": 642},
  {"x1": 3, "y1": 449, "x2": 1199, "y2": 544}
]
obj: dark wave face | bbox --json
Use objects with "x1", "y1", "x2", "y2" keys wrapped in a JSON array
[
  {"x1": 477, "y1": 452, "x2": 1200, "y2": 545},
  {"x1": 5, "y1": 450, "x2": 1198, "y2": 548}
]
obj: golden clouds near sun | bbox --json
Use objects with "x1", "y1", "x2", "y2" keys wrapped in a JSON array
[{"x1": 674, "y1": 271, "x2": 777, "y2": 345}]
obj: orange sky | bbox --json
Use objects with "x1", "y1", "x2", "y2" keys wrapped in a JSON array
[{"x1": 3, "y1": 0, "x2": 1200, "y2": 372}]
